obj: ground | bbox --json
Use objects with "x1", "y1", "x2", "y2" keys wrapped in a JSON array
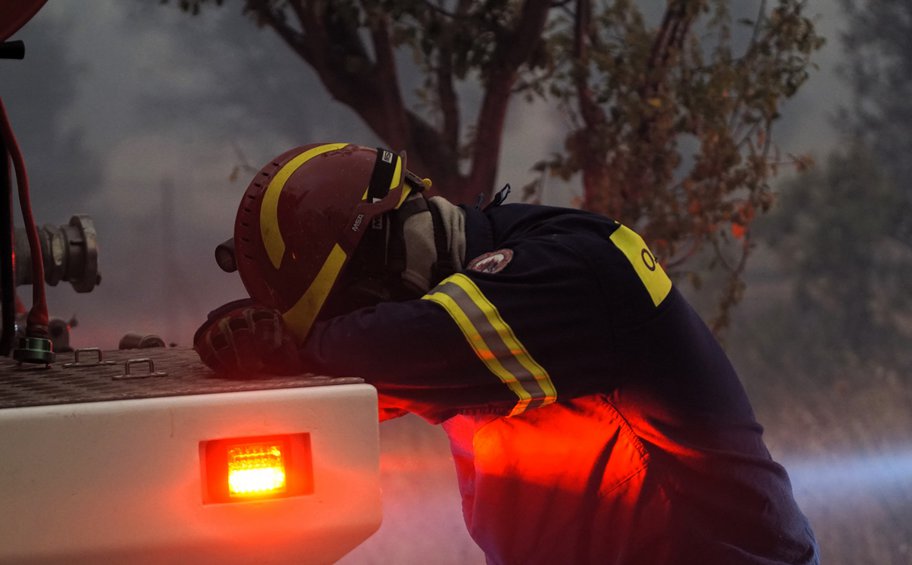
[{"x1": 337, "y1": 415, "x2": 484, "y2": 565}]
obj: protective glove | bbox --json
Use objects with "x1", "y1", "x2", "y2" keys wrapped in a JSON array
[{"x1": 193, "y1": 299, "x2": 303, "y2": 378}]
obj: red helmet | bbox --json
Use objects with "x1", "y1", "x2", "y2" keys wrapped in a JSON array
[
  {"x1": 1, "y1": 0, "x2": 47, "y2": 43},
  {"x1": 234, "y1": 143, "x2": 423, "y2": 341}
]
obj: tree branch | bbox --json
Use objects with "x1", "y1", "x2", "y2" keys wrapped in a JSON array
[
  {"x1": 573, "y1": 0, "x2": 615, "y2": 215},
  {"x1": 574, "y1": 0, "x2": 604, "y2": 130},
  {"x1": 434, "y1": 0, "x2": 471, "y2": 151},
  {"x1": 367, "y1": 10, "x2": 410, "y2": 148},
  {"x1": 468, "y1": 0, "x2": 552, "y2": 192},
  {"x1": 244, "y1": 0, "x2": 314, "y2": 65},
  {"x1": 243, "y1": 1, "x2": 456, "y2": 192},
  {"x1": 643, "y1": 0, "x2": 696, "y2": 100}
]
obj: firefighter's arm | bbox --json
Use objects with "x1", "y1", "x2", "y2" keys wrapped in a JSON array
[
  {"x1": 297, "y1": 232, "x2": 633, "y2": 421},
  {"x1": 192, "y1": 302, "x2": 406, "y2": 422},
  {"x1": 299, "y1": 286, "x2": 551, "y2": 423}
]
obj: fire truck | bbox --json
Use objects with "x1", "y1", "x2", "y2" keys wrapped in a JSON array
[{"x1": 0, "y1": 4, "x2": 382, "y2": 563}]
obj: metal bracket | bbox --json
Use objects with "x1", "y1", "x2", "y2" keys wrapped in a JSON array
[
  {"x1": 63, "y1": 347, "x2": 116, "y2": 368},
  {"x1": 113, "y1": 358, "x2": 167, "y2": 380}
]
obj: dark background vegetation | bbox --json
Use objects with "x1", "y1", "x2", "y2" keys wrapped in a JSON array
[
  {"x1": 726, "y1": 3, "x2": 912, "y2": 562},
  {"x1": 1, "y1": 1, "x2": 909, "y2": 563}
]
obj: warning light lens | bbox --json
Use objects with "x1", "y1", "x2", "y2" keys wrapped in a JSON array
[
  {"x1": 200, "y1": 433, "x2": 313, "y2": 504},
  {"x1": 227, "y1": 443, "x2": 287, "y2": 497}
]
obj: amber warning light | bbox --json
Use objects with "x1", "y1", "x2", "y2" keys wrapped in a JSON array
[{"x1": 200, "y1": 433, "x2": 313, "y2": 504}]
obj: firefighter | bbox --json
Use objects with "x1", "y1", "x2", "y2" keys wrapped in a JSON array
[{"x1": 194, "y1": 143, "x2": 819, "y2": 564}]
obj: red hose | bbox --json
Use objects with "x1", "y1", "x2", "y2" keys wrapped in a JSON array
[{"x1": 0, "y1": 96, "x2": 49, "y2": 333}]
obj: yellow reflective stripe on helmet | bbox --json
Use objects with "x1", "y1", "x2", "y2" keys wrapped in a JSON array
[
  {"x1": 396, "y1": 184, "x2": 413, "y2": 209},
  {"x1": 609, "y1": 224, "x2": 672, "y2": 306},
  {"x1": 390, "y1": 153, "x2": 402, "y2": 189},
  {"x1": 261, "y1": 143, "x2": 349, "y2": 269},
  {"x1": 391, "y1": 152, "x2": 411, "y2": 208},
  {"x1": 422, "y1": 274, "x2": 556, "y2": 416},
  {"x1": 282, "y1": 243, "x2": 348, "y2": 341},
  {"x1": 360, "y1": 153, "x2": 411, "y2": 206}
]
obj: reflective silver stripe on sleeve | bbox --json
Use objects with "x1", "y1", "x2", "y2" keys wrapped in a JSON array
[{"x1": 422, "y1": 274, "x2": 557, "y2": 416}]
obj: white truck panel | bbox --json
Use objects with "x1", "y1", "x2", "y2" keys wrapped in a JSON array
[{"x1": 0, "y1": 384, "x2": 382, "y2": 564}]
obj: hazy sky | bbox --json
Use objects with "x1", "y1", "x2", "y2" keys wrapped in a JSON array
[{"x1": 0, "y1": 1, "x2": 849, "y2": 348}]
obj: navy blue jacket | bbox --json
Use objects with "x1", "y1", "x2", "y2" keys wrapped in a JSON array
[{"x1": 300, "y1": 203, "x2": 819, "y2": 564}]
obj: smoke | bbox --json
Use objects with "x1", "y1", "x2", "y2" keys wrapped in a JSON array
[
  {"x1": 785, "y1": 449, "x2": 912, "y2": 501},
  {"x1": 2, "y1": 1, "x2": 368, "y2": 347}
]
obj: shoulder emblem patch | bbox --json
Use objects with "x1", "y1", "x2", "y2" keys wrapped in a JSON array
[
  {"x1": 467, "y1": 249, "x2": 514, "y2": 274},
  {"x1": 609, "y1": 224, "x2": 672, "y2": 306}
]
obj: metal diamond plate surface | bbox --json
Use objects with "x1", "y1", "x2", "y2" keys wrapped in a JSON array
[{"x1": 0, "y1": 346, "x2": 363, "y2": 409}]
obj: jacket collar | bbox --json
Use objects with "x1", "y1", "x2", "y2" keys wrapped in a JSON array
[{"x1": 460, "y1": 205, "x2": 495, "y2": 265}]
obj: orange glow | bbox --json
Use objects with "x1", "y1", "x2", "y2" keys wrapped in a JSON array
[
  {"x1": 227, "y1": 443, "x2": 287, "y2": 497},
  {"x1": 200, "y1": 433, "x2": 313, "y2": 504},
  {"x1": 462, "y1": 396, "x2": 649, "y2": 492}
]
